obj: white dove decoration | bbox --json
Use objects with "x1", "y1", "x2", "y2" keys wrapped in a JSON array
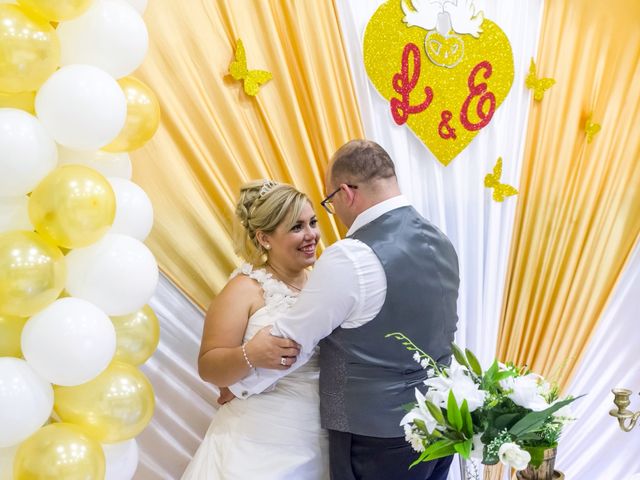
[
  {"x1": 401, "y1": 0, "x2": 484, "y2": 38},
  {"x1": 443, "y1": 0, "x2": 484, "y2": 37}
]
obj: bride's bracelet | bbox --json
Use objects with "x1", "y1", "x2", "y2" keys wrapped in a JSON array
[{"x1": 241, "y1": 343, "x2": 254, "y2": 369}]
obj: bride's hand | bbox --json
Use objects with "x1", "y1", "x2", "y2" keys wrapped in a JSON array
[
  {"x1": 245, "y1": 326, "x2": 301, "y2": 370},
  {"x1": 217, "y1": 387, "x2": 236, "y2": 405}
]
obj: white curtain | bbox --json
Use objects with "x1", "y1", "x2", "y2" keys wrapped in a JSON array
[
  {"x1": 558, "y1": 242, "x2": 640, "y2": 479},
  {"x1": 137, "y1": 274, "x2": 214, "y2": 479}
]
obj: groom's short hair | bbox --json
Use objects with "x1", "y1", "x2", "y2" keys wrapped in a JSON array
[{"x1": 330, "y1": 139, "x2": 396, "y2": 185}]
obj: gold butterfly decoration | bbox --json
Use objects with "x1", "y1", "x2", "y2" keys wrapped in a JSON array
[
  {"x1": 484, "y1": 157, "x2": 519, "y2": 202},
  {"x1": 229, "y1": 39, "x2": 272, "y2": 96},
  {"x1": 525, "y1": 58, "x2": 555, "y2": 101},
  {"x1": 584, "y1": 113, "x2": 601, "y2": 143}
]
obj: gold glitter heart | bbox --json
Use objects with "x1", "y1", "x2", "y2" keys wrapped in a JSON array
[{"x1": 364, "y1": 1, "x2": 514, "y2": 166}]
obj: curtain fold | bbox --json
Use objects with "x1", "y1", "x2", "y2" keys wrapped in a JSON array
[
  {"x1": 496, "y1": 0, "x2": 640, "y2": 388},
  {"x1": 131, "y1": 0, "x2": 364, "y2": 308}
]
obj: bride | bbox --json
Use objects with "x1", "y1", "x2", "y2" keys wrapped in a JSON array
[{"x1": 181, "y1": 180, "x2": 329, "y2": 479}]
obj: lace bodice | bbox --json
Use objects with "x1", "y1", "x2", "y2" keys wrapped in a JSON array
[
  {"x1": 230, "y1": 262, "x2": 298, "y2": 308},
  {"x1": 230, "y1": 262, "x2": 319, "y2": 374}
]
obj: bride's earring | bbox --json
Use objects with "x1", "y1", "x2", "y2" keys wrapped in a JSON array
[{"x1": 264, "y1": 244, "x2": 271, "y2": 250}]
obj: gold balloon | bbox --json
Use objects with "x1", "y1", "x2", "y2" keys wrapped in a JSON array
[
  {"x1": 0, "y1": 230, "x2": 66, "y2": 317},
  {"x1": 17, "y1": 0, "x2": 92, "y2": 21},
  {"x1": 0, "y1": 90, "x2": 36, "y2": 114},
  {"x1": 0, "y1": 314, "x2": 27, "y2": 357},
  {"x1": 28, "y1": 165, "x2": 116, "y2": 249},
  {"x1": 103, "y1": 77, "x2": 161, "y2": 153},
  {"x1": 111, "y1": 305, "x2": 160, "y2": 366},
  {"x1": 13, "y1": 423, "x2": 105, "y2": 479},
  {"x1": 0, "y1": 5, "x2": 60, "y2": 93},
  {"x1": 54, "y1": 362, "x2": 155, "y2": 443}
]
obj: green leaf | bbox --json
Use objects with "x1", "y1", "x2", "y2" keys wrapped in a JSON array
[
  {"x1": 482, "y1": 360, "x2": 499, "y2": 387},
  {"x1": 413, "y1": 419, "x2": 429, "y2": 436},
  {"x1": 509, "y1": 397, "x2": 581, "y2": 437},
  {"x1": 410, "y1": 440, "x2": 454, "y2": 468},
  {"x1": 441, "y1": 430, "x2": 466, "y2": 442},
  {"x1": 409, "y1": 447, "x2": 431, "y2": 469},
  {"x1": 402, "y1": 402, "x2": 416, "y2": 413},
  {"x1": 517, "y1": 432, "x2": 544, "y2": 441},
  {"x1": 453, "y1": 438, "x2": 473, "y2": 459},
  {"x1": 494, "y1": 413, "x2": 522, "y2": 430},
  {"x1": 451, "y1": 343, "x2": 470, "y2": 369},
  {"x1": 494, "y1": 370, "x2": 517, "y2": 382},
  {"x1": 446, "y1": 390, "x2": 463, "y2": 431},
  {"x1": 460, "y1": 400, "x2": 474, "y2": 438},
  {"x1": 421, "y1": 440, "x2": 457, "y2": 464},
  {"x1": 465, "y1": 348, "x2": 483, "y2": 376},
  {"x1": 426, "y1": 400, "x2": 446, "y2": 426}
]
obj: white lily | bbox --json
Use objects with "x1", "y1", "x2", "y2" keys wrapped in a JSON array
[
  {"x1": 501, "y1": 374, "x2": 549, "y2": 412},
  {"x1": 424, "y1": 363, "x2": 486, "y2": 412},
  {"x1": 400, "y1": 389, "x2": 439, "y2": 434}
]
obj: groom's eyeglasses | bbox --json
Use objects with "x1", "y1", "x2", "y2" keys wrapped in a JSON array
[{"x1": 320, "y1": 185, "x2": 358, "y2": 215}]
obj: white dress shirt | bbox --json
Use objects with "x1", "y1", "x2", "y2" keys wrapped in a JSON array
[{"x1": 229, "y1": 195, "x2": 411, "y2": 398}]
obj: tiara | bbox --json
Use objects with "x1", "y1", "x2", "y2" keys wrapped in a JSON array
[{"x1": 258, "y1": 180, "x2": 278, "y2": 198}]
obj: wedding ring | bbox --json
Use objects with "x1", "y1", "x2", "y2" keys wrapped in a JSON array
[{"x1": 280, "y1": 357, "x2": 287, "y2": 366}]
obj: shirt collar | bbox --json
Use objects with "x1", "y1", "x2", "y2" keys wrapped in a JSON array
[{"x1": 346, "y1": 195, "x2": 411, "y2": 236}]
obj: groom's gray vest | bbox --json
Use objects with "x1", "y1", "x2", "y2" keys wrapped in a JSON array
[{"x1": 319, "y1": 206, "x2": 459, "y2": 438}]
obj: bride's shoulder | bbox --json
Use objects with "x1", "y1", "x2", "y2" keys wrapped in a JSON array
[
  {"x1": 217, "y1": 267, "x2": 263, "y2": 303},
  {"x1": 229, "y1": 262, "x2": 269, "y2": 283}
]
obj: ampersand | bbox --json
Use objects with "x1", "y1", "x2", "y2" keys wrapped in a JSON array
[
  {"x1": 460, "y1": 60, "x2": 496, "y2": 131},
  {"x1": 438, "y1": 110, "x2": 457, "y2": 139},
  {"x1": 390, "y1": 43, "x2": 433, "y2": 125}
]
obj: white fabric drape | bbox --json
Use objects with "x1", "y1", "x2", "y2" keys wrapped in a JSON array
[
  {"x1": 558, "y1": 241, "x2": 640, "y2": 479},
  {"x1": 137, "y1": 274, "x2": 214, "y2": 479}
]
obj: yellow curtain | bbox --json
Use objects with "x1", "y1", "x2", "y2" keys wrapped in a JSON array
[
  {"x1": 497, "y1": 0, "x2": 640, "y2": 388},
  {"x1": 130, "y1": 0, "x2": 364, "y2": 308}
]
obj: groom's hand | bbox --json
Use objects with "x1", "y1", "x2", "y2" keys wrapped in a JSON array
[{"x1": 245, "y1": 326, "x2": 300, "y2": 370}]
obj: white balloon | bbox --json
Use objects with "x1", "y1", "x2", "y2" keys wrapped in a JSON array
[
  {"x1": 35, "y1": 65, "x2": 127, "y2": 150},
  {"x1": 65, "y1": 234, "x2": 158, "y2": 316},
  {"x1": 21, "y1": 297, "x2": 116, "y2": 387},
  {"x1": 113, "y1": 0, "x2": 147, "y2": 14},
  {"x1": 0, "y1": 109, "x2": 57, "y2": 197},
  {"x1": 103, "y1": 439, "x2": 139, "y2": 480},
  {"x1": 57, "y1": 0, "x2": 149, "y2": 78},
  {"x1": 0, "y1": 445, "x2": 18, "y2": 479},
  {"x1": 0, "y1": 358, "x2": 53, "y2": 448},
  {"x1": 0, "y1": 196, "x2": 32, "y2": 233},
  {"x1": 108, "y1": 178, "x2": 153, "y2": 240},
  {"x1": 58, "y1": 145, "x2": 132, "y2": 179}
]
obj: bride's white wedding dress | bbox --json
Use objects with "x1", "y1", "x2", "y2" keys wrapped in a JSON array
[{"x1": 181, "y1": 264, "x2": 329, "y2": 480}]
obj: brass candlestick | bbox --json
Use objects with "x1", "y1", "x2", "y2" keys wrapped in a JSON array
[{"x1": 610, "y1": 388, "x2": 640, "y2": 432}]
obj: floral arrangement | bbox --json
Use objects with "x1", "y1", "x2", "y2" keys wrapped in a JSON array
[{"x1": 387, "y1": 333, "x2": 581, "y2": 471}]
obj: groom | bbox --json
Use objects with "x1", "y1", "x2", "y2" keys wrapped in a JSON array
[{"x1": 229, "y1": 140, "x2": 459, "y2": 480}]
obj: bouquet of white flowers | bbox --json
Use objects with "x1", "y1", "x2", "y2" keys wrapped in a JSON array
[{"x1": 387, "y1": 333, "x2": 580, "y2": 471}]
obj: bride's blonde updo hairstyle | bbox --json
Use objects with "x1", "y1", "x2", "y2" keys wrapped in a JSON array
[{"x1": 234, "y1": 179, "x2": 310, "y2": 263}]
